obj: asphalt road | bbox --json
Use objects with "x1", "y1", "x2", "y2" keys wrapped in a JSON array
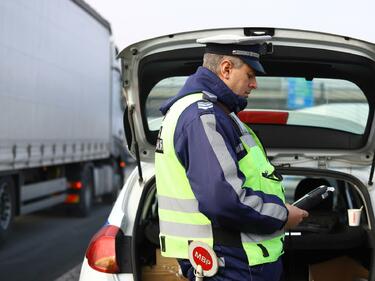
[{"x1": 0, "y1": 202, "x2": 112, "y2": 281}]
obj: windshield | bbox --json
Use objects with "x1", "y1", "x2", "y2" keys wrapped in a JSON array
[{"x1": 146, "y1": 76, "x2": 368, "y2": 134}]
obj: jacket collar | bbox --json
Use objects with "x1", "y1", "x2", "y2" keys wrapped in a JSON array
[{"x1": 160, "y1": 66, "x2": 247, "y2": 115}]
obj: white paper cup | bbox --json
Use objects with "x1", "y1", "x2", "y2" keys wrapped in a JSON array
[{"x1": 347, "y1": 208, "x2": 362, "y2": 226}]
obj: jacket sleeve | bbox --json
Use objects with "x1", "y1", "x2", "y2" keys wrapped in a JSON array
[{"x1": 174, "y1": 109, "x2": 288, "y2": 234}]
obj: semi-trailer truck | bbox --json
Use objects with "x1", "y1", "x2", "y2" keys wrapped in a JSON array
[{"x1": 0, "y1": 0, "x2": 126, "y2": 242}]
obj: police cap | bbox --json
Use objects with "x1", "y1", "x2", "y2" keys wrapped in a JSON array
[{"x1": 197, "y1": 34, "x2": 272, "y2": 74}]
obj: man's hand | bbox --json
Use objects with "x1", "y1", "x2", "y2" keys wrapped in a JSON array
[{"x1": 285, "y1": 204, "x2": 309, "y2": 230}]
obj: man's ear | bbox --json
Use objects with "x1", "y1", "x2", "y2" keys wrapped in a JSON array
[{"x1": 219, "y1": 59, "x2": 233, "y2": 80}]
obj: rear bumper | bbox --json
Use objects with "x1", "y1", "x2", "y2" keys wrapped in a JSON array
[{"x1": 79, "y1": 258, "x2": 134, "y2": 281}]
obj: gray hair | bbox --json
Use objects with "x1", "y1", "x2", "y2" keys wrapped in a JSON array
[{"x1": 202, "y1": 53, "x2": 244, "y2": 74}]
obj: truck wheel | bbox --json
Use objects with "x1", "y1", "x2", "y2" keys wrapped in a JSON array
[
  {"x1": 102, "y1": 162, "x2": 123, "y2": 203},
  {"x1": 0, "y1": 177, "x2": 15, "y2": 243},
  {"x1": 76, "y1": 165, "x2": 93, "y2": 217}
]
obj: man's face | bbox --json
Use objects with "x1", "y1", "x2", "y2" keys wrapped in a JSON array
[{"x1": 224, "y1": 63, "x2": 257, "y2": 98}]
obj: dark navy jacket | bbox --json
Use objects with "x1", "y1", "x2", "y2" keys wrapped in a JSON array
[{"x1": 159, "y1": 67, "x2": 287, "y2": 279}]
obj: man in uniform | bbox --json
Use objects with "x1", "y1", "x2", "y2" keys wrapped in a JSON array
[{"x1": 155, "y1": 34, "x2": 308, "y2": 281}]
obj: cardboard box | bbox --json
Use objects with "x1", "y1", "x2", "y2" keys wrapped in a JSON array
[
  {"x1": 309, "y1": 256, "x2": 368, "y2": 281},
  {"x1": 142, "y1": 249, "x2": 188, "y2": 281}
]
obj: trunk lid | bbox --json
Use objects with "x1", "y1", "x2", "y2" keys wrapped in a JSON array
[{"x1": 119, "y1": 27, "x2": 375, "y2": 168}]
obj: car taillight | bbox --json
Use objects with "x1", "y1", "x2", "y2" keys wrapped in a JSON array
[{"x1": 85, "y1": 225, "x2": 120, "y2": 273}]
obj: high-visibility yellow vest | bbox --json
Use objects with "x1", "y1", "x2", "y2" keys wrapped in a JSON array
[{"x1": 155, "y1": 93, "x2": 285, "y2": 266}]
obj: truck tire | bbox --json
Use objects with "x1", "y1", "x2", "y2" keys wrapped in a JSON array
[
  {"x1": 102, "y1": 162, "x2": 123, "y2": 203},
  {"x1": 0, "y1": 177, "x2": 15, "y2": 243},
  {"x1": 76, "y1": 165, "x2": 93, "y2": 217}
]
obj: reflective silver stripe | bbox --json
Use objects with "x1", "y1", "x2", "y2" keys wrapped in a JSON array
[
  {"x1": 201, "y1": 114, "x2": 243, "y2": 194},
  {"x1": 236, "y1": 143, "x2": 244, "y2": 153},
  {"x1": 158, "y1": 195, "x2": 200, "y2": 213},
  {"x1": 241, "y1": 134, "x2": 256, "y2": 148},
  {"x1": 200, "y1": 114, "x2": 287, "y2": 222},
  {"x1": 229, "y1": 112, "x2": 249, "y2": 135},
  {"x1": 202, "y1": 91, "x2": 217, "y2": 102},
  {"x1": 198, "y1": 101, "x2": 213, "y2": 110},
  {"x1": 241, "y1": 197, "x2": 287, "y2": 221},
  {"x1": 229, "y1": 113, "x2": 257, "y2": 148},
  {"x1": 241, "y1": 229, "x2": 284, "y2": 243},
  {"x1": 159, "y1": 220, "x2": 212, "y2": 238},
  {"x1": 232, "y1": 50, "x2": 260, "y2": 58}
]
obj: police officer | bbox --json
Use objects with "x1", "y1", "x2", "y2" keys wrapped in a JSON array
[{"x1": 155, "y1": 34, "x2": 308, "y2": 281}]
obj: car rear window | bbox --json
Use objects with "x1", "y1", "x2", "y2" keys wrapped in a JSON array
[{"x1": 146, "y1": 76, "x2": 368, "y2": 134}]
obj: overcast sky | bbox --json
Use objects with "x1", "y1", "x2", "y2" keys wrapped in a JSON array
[{"x1": 85, "y1": 0, "x2": 375, "y2": 50}]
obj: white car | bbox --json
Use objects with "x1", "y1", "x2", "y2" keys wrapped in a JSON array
[{"x1": 79, "y1": 27, "x2": 375, "y2": 281}]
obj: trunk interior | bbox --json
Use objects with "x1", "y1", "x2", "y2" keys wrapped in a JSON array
[{"x1": 133, "y1": 168, "x2": 374, "y2": 281}]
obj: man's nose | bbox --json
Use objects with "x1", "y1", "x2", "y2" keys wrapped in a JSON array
[{"x1": 249, "y1": 79, "x2": 257, "y2": 89}]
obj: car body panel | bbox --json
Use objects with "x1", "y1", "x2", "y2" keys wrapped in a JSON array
[
  {"x1": 79, "y1": 165, "x2": 154, "y2": 280},
  {"x1": 107, "y1": 163, "x2": 155, "y2": 236}
]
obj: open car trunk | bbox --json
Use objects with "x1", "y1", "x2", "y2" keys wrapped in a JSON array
[
  {"x1": 133, "y1": 167, "x2": 374, "y2": 281},
  {"x1": 118, "y1": 27, "x2": 375, "y2": 281}
]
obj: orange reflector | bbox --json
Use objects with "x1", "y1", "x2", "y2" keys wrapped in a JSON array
[
  {"x1": 70, "y1": 181, "x2": 82, "y2": 189},
  {"x1": 65, "y1": 194, "x2": 79, "y2": 204},
  {"x1": 120, "y1": 161, "x2": 126, "y2": 168},
  {"x1": 94, "y1": 256, "x2": 118, "y2": 272}
]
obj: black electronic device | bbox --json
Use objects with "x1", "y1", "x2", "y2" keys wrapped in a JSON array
[{"x1": 292, "y1": 185, "x2": 335, "y2": 210}]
